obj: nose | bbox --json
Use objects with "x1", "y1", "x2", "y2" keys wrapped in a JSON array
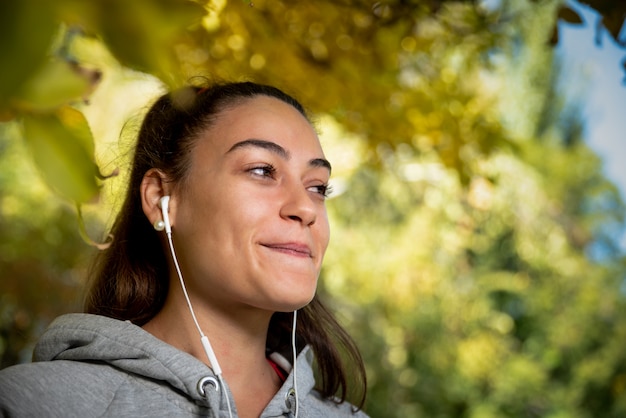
[{"x1": 280, "y1": 182, "x2": 317, "y2": 226}]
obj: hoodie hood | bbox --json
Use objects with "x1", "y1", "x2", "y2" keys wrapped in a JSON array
[
  {"x1": 33, "y1": 313, "x2": 317, "y2": 417},
  {"x1": 34, "y1": 314, "x2": 217, "y2": 402}
]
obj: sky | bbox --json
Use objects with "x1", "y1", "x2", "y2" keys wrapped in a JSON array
[{"x1": 556, "y1": 1, "x2": 626, "y2": 251}]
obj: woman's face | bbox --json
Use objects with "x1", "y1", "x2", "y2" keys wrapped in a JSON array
[{"x1": 170, "y1": 96, "x2": 331, "y2": 313}]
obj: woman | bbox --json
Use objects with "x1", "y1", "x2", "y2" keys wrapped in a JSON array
[{"x1": 0, "y1": 82, "x2": 368, "y2": 417}]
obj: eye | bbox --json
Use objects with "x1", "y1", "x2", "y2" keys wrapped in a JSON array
[
  {"x1": 308, "y1": 183, "x2": 333, "y2": 198},
  {"x1": 248, "y1": 164, "x2": 276, "y2": 178}
]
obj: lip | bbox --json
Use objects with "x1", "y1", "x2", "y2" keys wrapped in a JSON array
[{"x1": 260, "y1": 242, "x2": 313, "y2": 258}]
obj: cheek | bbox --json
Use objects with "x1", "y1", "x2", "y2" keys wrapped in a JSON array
[
  {"x1": 230, "y1": 193, "x2": 276, "y2": 227},
  {"x1": 208, "y1": 187, "x2": 266, "y2": 220},
  {"x1": 317, "y1": 213, "x2": 331, "y2": 253}
]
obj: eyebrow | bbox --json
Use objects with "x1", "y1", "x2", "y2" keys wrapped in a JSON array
[
  {"x1": 227, "y1": 139, "x2": 332, "y2": 173},
  {"x1": 310, "y1": 157, "x2": 332, "y2": 173}
]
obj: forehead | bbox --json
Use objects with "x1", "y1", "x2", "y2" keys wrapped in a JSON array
[{"x1": 203, "y1": 96, "x2": 322, "y2": 152}]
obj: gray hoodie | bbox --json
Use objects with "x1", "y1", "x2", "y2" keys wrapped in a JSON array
[{"x1": 0, "y1": 314, "x2": 367, "y2": 417}]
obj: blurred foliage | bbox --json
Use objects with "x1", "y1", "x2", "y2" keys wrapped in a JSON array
[
  {"x1": 566, "y1": 0, "x2": 626, "y2": 48},
  {"x1": 0, "y1": 0, "x2": 623, "y2": 205},
  {"x1": 1, "y1": 0, "x2": 626, "y2": 417},
  {"x1": 0, "y1": 123, "x2": 88, "y2": 367},
  {"x1": 323, "y1": 128, "x2": 626, "y2": 417}
]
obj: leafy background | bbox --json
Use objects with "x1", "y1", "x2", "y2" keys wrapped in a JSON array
[{"x1": 1, "y1": 0, "x2": 625, "y2": 416}]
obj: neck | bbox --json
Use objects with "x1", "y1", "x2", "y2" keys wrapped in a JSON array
[
  {"x1": 144, "y1": 284, "x2": 271, "y2": 368},
  {"x1": 142, "y1": 285, "x2": 284, "y2": 417}
]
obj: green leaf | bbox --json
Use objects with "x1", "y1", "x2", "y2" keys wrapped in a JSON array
[
  {"x1": 22, "y1": 106, "x2": 99, "y2": 203},
  {"x1": 15, "y1": 59, "x2": 93, "y2": 111},
  {"x1": 0, "y1": 0, "x2": 57, "y2": 105},
  {"x1": 95, "y1": 0, "x2": 206, "y2": 86}
]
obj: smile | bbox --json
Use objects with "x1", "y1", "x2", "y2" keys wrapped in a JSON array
[{"x1": 260, "y1": 243, "x2": 313, "y2": 258}]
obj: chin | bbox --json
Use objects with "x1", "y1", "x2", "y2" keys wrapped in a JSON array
[
  {"x1": 268, "y1": 274, "x2": 318, "y2": 309},
  {"x1": 271, "y1": 291, "x2": 316, "y2": 313}
]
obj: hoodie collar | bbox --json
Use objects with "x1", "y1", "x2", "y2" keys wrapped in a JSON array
[{"x1": 34, "y1": 313, "x2": 316, "y2": 416}]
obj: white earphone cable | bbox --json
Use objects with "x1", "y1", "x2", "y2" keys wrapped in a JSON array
[
  {"x1": 292, "y1": 309, "x2": 299, "y2": 418},
  {"x1": 165, "y1": 230, "x2": 233, "y2": 418},
  {"x1": 166, "y1": 232, "x2": 204, "y2": 339}
]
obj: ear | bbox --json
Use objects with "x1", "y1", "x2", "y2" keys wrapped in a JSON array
[{"x1": 140, "y1": 168, "x2": 175, "y2": 228}]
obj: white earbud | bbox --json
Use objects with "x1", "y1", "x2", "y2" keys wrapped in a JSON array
[
  {"x1": 157, "y1": 193, "x2": 233, "y2": 417},
  {"x1": 159, "y1": 196, "x2": 172, "y2": 234}
]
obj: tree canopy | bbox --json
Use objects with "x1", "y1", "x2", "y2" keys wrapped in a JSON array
[{"x1": 1, "y1": 0, "x2": 625, "y2": 416}]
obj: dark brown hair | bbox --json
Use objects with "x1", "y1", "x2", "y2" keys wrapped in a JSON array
[{"x1": 85, "y1": 81, "x2": 366, "y2": 408}]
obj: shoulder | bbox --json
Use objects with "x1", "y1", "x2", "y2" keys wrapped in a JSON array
[
  {"x1": 0, "y1": 357, "x2": 213, "y2": 418},
  {"x1": 0, "y1": 360, "x2": 124, "y2": 417}
]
